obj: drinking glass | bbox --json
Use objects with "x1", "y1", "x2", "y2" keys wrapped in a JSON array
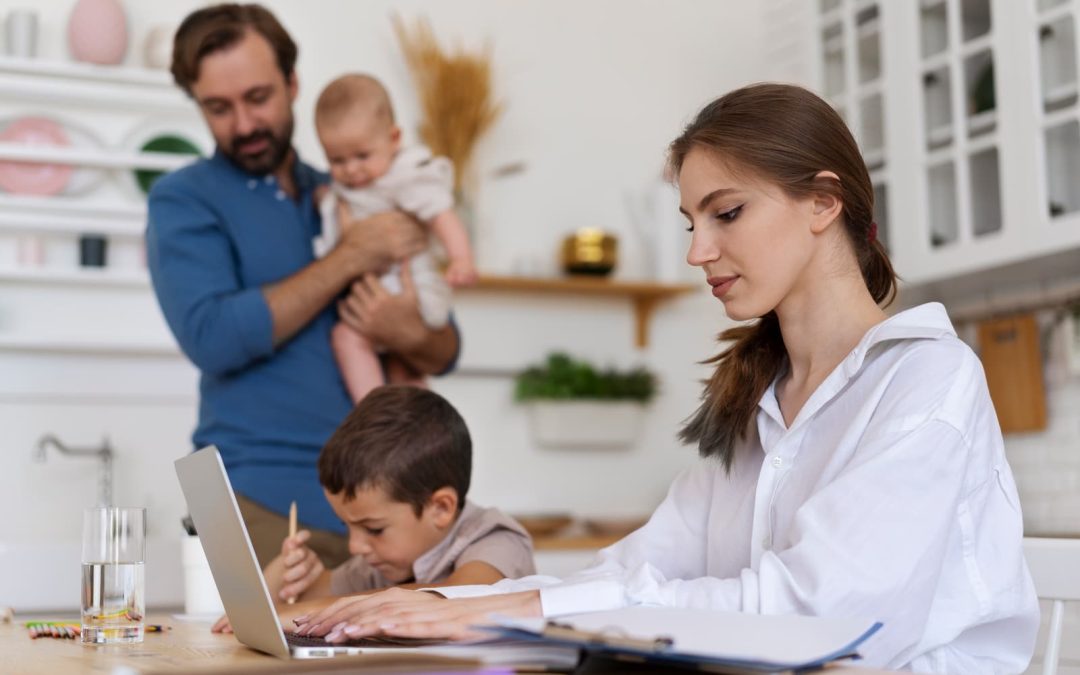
[{"x1": 81, "y1": 507, "x2": 145, "y2": 644}]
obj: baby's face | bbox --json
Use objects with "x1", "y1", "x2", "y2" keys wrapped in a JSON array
[{"x1": 319, "y1": 116, "x2": 400, "y2": 189}]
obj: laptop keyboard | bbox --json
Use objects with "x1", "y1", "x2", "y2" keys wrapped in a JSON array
[{"x1": 285, "y1": 631, "x2": 445, "y2": 648}]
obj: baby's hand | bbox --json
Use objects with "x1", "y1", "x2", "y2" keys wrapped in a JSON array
[
  {"x1": 445, "y1": 258, "x2": 478, "y2": 287},
  {"x1": 279, "y1": 530, "x2": 325, "y2": 604}
]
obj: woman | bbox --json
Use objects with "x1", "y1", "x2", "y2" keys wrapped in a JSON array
[{"x1": 290, "y1": 84, "x2": 1039, "y2": 673}]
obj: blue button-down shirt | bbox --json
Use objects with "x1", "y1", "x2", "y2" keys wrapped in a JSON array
[{"x1": 147, "y1": 149, "x2": 352, "y2": 533}]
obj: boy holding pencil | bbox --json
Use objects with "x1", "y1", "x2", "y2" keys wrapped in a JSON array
[{"x1": 214, "y1": 385, "x2": 534, "y2": 631}]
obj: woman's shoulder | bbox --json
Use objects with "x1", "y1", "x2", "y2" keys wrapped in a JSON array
[{"x1": 868, "y1": 328, "x2": 994, "y2": 441}]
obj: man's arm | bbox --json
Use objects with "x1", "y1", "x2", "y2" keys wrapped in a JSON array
[{"x1": 264, "y1": 209, "x2": 428, "y2": 347}]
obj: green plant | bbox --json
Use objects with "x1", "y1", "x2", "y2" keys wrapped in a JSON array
[{"x1": 514, "y1": 353, "x2": 657, "y2": 403}]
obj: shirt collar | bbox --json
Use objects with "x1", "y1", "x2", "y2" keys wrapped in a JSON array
[
  {"x1": 756, "y1": 302, "x2": 957, "y2": 430},
  {"x1": 209, "y1": 146, "x2": 324, "y2": 192}
]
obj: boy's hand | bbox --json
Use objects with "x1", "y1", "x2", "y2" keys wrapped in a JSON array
[
  {"x1": 444, "y1": 258, "x2": 478, "y2": 287},
  {"x1": 279, "y1": 530, "x2": 325, "y2": 604},
  {"x1": 211, "y1": 614, "x2": 233, "y2": 634}
]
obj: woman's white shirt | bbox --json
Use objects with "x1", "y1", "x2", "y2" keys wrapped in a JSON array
[{"x1": 439, "y1": 303, "x2": 1039, "y2": 673}]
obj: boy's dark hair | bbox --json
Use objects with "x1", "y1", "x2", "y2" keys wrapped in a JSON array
[
  {"x1": 318, "y1": 386, "x2": 472, "y2": 516},
  {"x1": 171, "y1": 3, "x2": 298, "y2": 96}
]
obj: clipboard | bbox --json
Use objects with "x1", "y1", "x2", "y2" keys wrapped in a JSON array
[{"x1": 481, "y1": 606, "x2": 883, "y2": 673}]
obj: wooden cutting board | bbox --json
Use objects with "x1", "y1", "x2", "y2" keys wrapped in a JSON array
[{"x1": 976, "y1": 313, "x2": 1048, "y2": 433}]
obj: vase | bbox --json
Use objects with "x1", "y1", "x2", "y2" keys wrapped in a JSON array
[
  {"x1": 525, "y1": 401, "x2": 645, "y2": 449},
  {"x1": 67, "y1": 0, "x2": 129, "y2": 65},
  {"x1": 142, "y1": 24, "x2": 174, "y2": 70}
]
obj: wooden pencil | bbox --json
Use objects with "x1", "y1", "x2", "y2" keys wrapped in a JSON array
[{"x1": 287, "y1": 500, "x2": 298, "y2": 605}]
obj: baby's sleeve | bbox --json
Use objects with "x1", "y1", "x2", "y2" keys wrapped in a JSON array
[
  {"x1": 454, "y1": 528, "x2": 537, "y2": 581},
  {"x1": 395, "y1": 155, "x2": 455, "y2": 222}
]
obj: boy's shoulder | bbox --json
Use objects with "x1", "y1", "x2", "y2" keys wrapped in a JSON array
[
  {"x1": 451, "y1": 501, "x2": 531, "y2": 543},
  {"x1": 415, "y1": 501, "x2": 536, "y2": 582}
]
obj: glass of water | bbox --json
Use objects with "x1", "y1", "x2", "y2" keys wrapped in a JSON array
[{"x1": 81, "y1": 507, "x2": 145, "y2": 644}]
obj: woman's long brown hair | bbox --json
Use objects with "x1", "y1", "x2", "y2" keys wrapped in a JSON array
[{"x1": 670, "y1": 83, "x2": 898, "y2": 471}]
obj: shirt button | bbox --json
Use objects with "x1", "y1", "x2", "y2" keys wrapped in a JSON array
[
  {"x1": 772, "y1": 457, "x2": 783, "y2": 468},
  {"x1": 247, "y1": 179, "x2": 257, "y2": 189},
  {"x1": 264, "y1": 175, "x2": 274, "y2": 184},
  {"x1": 275, "y1": 190, "x2": 286, "y2": 200},
  {"x1": 761, "y1": 536, "x2": 770, "y2": 548}
]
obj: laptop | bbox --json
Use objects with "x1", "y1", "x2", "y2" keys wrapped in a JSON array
[
  {"x1": 175, "y1": 445, "x2": 435, "y2": 658},
  {"x1": 174, "y1": 446, "x2": 579, "y2": 668}
]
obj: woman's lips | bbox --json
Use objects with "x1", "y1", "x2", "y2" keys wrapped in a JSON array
[{"x1": 707, "y1": 275, "x2": 738, "y2": 299}]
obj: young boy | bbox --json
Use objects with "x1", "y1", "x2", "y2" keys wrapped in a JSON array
[
  {"x1": 313, "y1": 73, "x2": 478, "y2": 403},
  {"x1": 264, "y1": 385, "x2": 532, "y2": 611}
]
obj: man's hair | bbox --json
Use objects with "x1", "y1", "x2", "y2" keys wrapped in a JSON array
[
  {"x1": 318, "y1": 386, "x2": 472, "y2": 516},
  {"x1": 315, "y1": 73, "x2": 396, "y2": 132},
  {"x1": 171, "y1": 3, "x2": 297, "y2": 95}
]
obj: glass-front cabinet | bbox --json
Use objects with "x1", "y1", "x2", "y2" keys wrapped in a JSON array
[
  {"x1": 814, "y1": 0, "x2": 1076, "y2": 288},
  {"x1": 817, "y1": 0, "x2": 889, "y2": 250}
]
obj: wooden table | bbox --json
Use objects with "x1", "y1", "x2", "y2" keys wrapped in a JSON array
[
  {"x1": 0, "y1": 613, "x2": 898, "y2": 674},
  {"x1": 0, "y1": 614, "x2": 486, "y2": 674}
]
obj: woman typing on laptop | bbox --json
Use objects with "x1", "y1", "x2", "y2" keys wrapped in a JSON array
[{"x1": 286, "y1": 84, "x2": 1040, "y2": 674}]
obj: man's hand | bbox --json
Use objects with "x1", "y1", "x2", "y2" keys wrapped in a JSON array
[
  {"x1": 332, "y1": 204, "x2": 426, "y2": 279},
  {"x1": 337, "y1": 262, "x2": 428, "y2": 354}
]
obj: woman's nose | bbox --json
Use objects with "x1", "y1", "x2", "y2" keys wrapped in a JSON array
[{"x1": 686, "y1": 228, "x2": 719, "y2": 267}]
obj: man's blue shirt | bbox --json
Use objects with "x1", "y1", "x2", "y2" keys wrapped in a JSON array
[{"x1": 146, "y1": 149, "x2": 351, "y2": 534}]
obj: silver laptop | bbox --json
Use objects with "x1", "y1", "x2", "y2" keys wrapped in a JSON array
[{"x1": 174, "y1": 446, "x2": 430, "y2": 658}]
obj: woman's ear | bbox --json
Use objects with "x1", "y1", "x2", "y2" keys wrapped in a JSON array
[
  {"x1": 809, "y1": 170, "x2": 844, "y2": 234},
  {"x1": 424, "y1": 487, "x2": 459, "y2": 529}
]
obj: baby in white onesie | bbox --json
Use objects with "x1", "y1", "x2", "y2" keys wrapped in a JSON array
[{"x1": 312, "y1": 74, "x2": 477, "y2": 402}]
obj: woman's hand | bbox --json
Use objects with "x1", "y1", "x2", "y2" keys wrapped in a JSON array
[{"x1": 293, "y1": 588, "x2": 542, "y2": 643}]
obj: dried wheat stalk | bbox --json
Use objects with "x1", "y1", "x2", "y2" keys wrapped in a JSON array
[{"x1": 392, "y1": 14, "x2": 502, "y2": 192}]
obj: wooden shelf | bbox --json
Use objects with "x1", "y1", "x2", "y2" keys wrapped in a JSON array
[
  {"x1": 532, "y1": 533, "x2": 624, "y2": 551},
  {"x1": 467, "y1": 275, "x2": 697, "y2": 348}
]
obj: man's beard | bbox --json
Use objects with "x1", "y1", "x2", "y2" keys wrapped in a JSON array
[{"x1": 224, "y1": 117, "x2": 294, "y2": 175}]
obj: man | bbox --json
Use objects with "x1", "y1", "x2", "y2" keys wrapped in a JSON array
[{"x1": 147, "y1": 3, "x2": 460, "y2": 568}]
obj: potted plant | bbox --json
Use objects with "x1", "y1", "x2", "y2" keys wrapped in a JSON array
[{"x1": 514, "y1": 353, "x2": 657, "y2": 449}]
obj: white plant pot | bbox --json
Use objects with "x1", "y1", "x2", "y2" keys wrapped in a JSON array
[{"x1": 526, "y1": 400, "x2": 646, "y2": 449}]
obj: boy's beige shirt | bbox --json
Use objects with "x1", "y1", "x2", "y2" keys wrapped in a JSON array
[{"x1": 328, "y1": 501, "x2": 535, "y2": 594}]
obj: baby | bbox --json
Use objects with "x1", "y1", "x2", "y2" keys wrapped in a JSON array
[{"x1": 313, "y1": 73, "x2": 477, "y2": 402}]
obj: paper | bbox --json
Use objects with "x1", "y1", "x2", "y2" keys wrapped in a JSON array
[{"x1": 490, "y1": 606, "x2": 882, "y2": 671}]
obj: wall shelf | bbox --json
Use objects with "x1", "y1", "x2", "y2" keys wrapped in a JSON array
[
  {"x1": 467, "y1": 275, "x2": 697, "y2": 348},
  {"x1": 0, "y1": 55, "x2": 173, "y2": 87},
  {"x1": 0, "y1": 143, "x2": 195, "y2": 172},
  {"x1": 0, "y1": 56, "x2": 194, "y2": 113},
  {"x1": 0, "y1": 265, "x2": 148, "y2": 287}
]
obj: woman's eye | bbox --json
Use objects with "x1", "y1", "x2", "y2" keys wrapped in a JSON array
[
  {"x1": 364, "y1": 527, "x2": 384, "y2": 536},
  {"x1": 716, "y1": 205, "x2": 743, "y2": 222}
]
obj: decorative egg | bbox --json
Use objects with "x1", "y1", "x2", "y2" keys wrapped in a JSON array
[
  {"x1": 67, "y1": 0, "x2": 129, "y2": 65},
  {"x1": 142, "y1": 24, "x2": 175, "y2": 70}
]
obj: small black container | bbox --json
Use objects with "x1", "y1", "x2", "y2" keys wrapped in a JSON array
[{"x1": 79, "y1": 234, "x2": 108, "y2": 267}]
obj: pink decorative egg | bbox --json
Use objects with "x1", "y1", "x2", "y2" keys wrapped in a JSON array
[{"x1": 67, "y1": 0, "x2": 129, "y2": 65}]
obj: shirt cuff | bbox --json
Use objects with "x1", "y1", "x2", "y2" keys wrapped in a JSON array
[
  {"x1": 229, "y1": 286, "x2": 274, "y2": 360},
  {"x1": 418, "y1": 584, "x2": 499, "y2": 599},
  {"x1": 539, "y1": 580, "x2": 627, "y2": 617}
]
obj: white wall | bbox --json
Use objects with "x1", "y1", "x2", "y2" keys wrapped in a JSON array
[{"x1": 0, "y1": 0, "x2": 767, "y2": 610}]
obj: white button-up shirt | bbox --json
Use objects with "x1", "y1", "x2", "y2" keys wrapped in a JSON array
[{"x1": 441, "y1": 304, "x2": 1039, "y2": 673}]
